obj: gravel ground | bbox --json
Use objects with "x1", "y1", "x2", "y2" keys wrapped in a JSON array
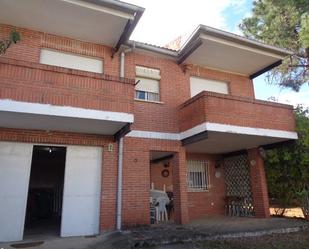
[{"x1": 148, "y1": 229, "x2": 309, "y2": 249}]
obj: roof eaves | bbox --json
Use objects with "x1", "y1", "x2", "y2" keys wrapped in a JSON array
[
  {"x1": 83, "y1": 0, "x2": 145, "y2": 54},
  {"x1": 127, "y1": 40, "x2": 178, "y2": 57},
  {"x1": 199, "y1": 24, "x2": 294, "y2": 57}
]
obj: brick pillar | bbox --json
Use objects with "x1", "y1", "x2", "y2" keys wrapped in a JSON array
[
  {"x1": 247, "y1": 148, "x2": 270, "y2": 218},
  {"x1": 100, "y1": 142, "x2": 118, "y2": 230},
  {"x1": 172, "y1": 148, "x2": 189, "y2": 224}
]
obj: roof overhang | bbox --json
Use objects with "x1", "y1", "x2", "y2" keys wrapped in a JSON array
[
  {"x1": 0, "y1": 100, "x2": 134, "y2": 136},
  {"x1": 129, "y1": 25, "x2": 293, "y2": 78},
  {"x1": 177, "y1": 25, "x2": 293, "y2": 78},
  {"x1": 0, "y1": 0, "x2": 144, "y2": 53}
]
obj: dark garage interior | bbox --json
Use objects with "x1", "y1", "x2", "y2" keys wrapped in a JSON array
[{"x1": 24, "y1": 145, "x2": 66, "y2": 238}]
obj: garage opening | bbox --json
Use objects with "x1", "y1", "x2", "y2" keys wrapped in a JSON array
[{"x1": 24, "y1": 145, "x2": 66, "y2": 238}]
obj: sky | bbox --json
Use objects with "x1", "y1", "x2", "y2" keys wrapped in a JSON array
[{"x1": 125, "y1": 0, "x2": 309, "y2": 108}]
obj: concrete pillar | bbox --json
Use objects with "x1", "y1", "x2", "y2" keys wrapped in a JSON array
[
  {"x1": 248, "y1": 148, "x2": 270, "y2": 218},
  {"x1": 172, "y1": 148, "x2": 189, "y2": 224}
]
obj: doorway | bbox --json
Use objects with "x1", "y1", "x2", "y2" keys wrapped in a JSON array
[
  {"x1": 150, "y1": 151, "x2": 174, "y2": 224},
  {"x1": 24, "y1": 145, "x2": 66, "y2": 238}
]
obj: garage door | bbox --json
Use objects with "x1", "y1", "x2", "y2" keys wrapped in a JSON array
[
  {"x1": 61, "y1": 146, "x2": 102, "y2": 237},
  {"x1": 0, "y1": 142, "x2": 33, "y2": 242}
]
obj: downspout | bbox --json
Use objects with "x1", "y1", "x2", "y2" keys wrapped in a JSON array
[
  {"x1": 116, "y1": 136, "x2": 124, "y2": 230},
  {"x1": 116, "y1": 47, "x2": 133, "y2": 230}
]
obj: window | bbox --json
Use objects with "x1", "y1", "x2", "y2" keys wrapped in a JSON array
[
  {"x1": 135, "y1": 66, "x2": 160, "y2": 102},
  {"x1": 40, "y1": 49, "x2": 103, "y2": 73},
  {"x1": 190, "y1": 76, "x2": 228, "y2": 97},
  {"x1": 187, "y1": 160, "x2": 210, "y2": 191}
]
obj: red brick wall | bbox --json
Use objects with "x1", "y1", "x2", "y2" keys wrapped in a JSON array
[
  {"x1": 186, "y1": 153, "x2": 226, "y2": 220},
  {"x1": 126, "y1": 51, "x2": 189, "y2": 133},
  {"x1": 150, "y1": 161, "x2": 173, "y2": 191},
  {"x1": 179, "y1": 91, "x2": 295, "y2": 132},
  {"x1": 0, "y1": 24, "x2": 135, "y2": 114},
  {"x1": 248, "y1": 148, "x2": 270, "y2": 218},
  {"x1": 0, "y1": 57, "x2": 135, "y2": 113},
  {"x1": 0, "y1": 127, "x2": 118, "y2": 230},
  {"x1": 122, "y1": 137, "x2": 189, "y2": 227},
  {"x1": 0, "y1": 24, "x2": 119, "y2": 76}
]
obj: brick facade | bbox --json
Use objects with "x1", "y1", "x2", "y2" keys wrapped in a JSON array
[
  {"x1": 0, "y1": 22, "x2": 295, "y2": 233},
  {"x1": 186, "y1": 153, "x2": 226, "y2": 220}
]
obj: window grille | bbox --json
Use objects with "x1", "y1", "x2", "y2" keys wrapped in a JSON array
[{"x1": 187, "y1": 160, "x2": 210, "y2": 191}]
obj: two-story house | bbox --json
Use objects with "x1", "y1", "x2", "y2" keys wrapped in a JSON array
[{"x1": 0, "y1": 0, "x2": 298, "y2": 242}]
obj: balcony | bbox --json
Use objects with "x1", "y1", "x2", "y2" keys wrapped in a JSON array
[
  {"x1": 0, "y1": 57, "x2": 135, "y2": 136},
  {"x1": 178, "y1": 91, "x2": 297, "y2": 154}
]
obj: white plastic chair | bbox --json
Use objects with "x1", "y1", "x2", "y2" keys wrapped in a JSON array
[{"x1": 155, "y1": 196, "x2": 170, "y2": 222}]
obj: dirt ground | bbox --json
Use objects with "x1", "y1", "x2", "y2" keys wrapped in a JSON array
[
  {"x1": 150, "y1": 229, "x2": 309, "y2": 249},
  {"x1": 270, "y1": 207, "x2": 305, "y2": 218}
]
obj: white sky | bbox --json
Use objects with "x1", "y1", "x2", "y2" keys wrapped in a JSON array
[{"x1": 126, "y1": 0, "x2": 246, "y2": 45}]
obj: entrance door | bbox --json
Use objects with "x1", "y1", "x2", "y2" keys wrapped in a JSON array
[
  {"x1": 61, "y1": 146, "x2": 102, "y2": 237},
  {"x1": 24, "y1": 146, "x2": 66, "y2": 238},
  {"x1": 0, "y1": 142, "x2": 33, "y2": 242}
]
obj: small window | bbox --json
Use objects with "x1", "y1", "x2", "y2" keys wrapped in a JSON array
[
  {"x1": 40, "y1": 49, "x2": 103, "y2": 73},
  {"x1": 135, "y1": 66, "x2": 160, "y2": 102},
  {"x1": 187, "y1": 160, "x2": 210, "y2": 191},
  {"x1": 190, "y1": 76, "x2": 228, "y2": 97}
]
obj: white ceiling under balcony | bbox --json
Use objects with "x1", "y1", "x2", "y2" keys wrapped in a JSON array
[
  {"x1": 185, "y1": 131, "x2": 294, "y2": 154},
  {"x1": 0, "y1": 100, "x2": 134, "y2": 135},
  {"x1": 0, "y1": 0, "x2": 135, "y2": 46}
]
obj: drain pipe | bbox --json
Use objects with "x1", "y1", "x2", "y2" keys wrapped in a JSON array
[
  {"x1": 116, "y1": 136, "x2": 124, "y2": 230},
  {"x1": 116, "y1": 47, "x2": 133, "y2": 231}
]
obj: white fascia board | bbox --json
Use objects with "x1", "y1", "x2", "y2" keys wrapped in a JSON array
[
  {"x1": 126, "y1": 130, "x2": 180, "y2": 140},
  {"x1": 0, "y1": 99, "x2": 134, "y2": 123},
  {"x1": 180, "y1": 122, "x2": 298, "y2": 140},
  {"x1": 205, "y1": 122, "x2": 298, "y2": 139},
  {"x1": 62, "y1": 0, "x2": 134, "y2": 20},
  {"x1": 200, "y1": 34, "x2": 284, "y2": 60},
  {"x1": 179, "y1": 123, "x2": 207, "y2": 140},
  {"x1": 126, "y1": 122, "x2": 298, "y2": 141}
]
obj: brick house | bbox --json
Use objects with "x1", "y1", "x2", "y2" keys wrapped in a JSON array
[{"x1": 0, "y1": 0, "x2": 297, "y2": 242}]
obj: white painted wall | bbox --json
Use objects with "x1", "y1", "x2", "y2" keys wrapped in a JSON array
[
  {"x1": 61, "y1": 146, "x2": 102, "y2": 237},
  {"x1": 0, "y1": 142, "x2": 33, "y2": 242},
  {"x1": 40, "y1": 49, "x2": 103, "y2": 73},
  {"x1": 190, "y1": 76, "x2": 228, "y2": 97}
]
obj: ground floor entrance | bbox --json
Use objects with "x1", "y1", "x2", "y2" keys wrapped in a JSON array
[
  {"x1": 0, "y1": 142, "x2": 102, "y2": 242},
  {"x1": 24, "y1": 145, "x2": 66, "y2": 238}
]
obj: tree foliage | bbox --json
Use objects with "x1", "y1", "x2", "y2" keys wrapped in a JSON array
[
  {"x1": 265, "y1": 105, "x2": 309, "y2": 216},
  {"x1": 0, "y1": 29, "x2": 21, "y2": 55},
  {"x1": 240, "y1": 0, "x2": 309, "y2": 91}
]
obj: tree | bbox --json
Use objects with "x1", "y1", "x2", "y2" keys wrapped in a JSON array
[
  {"x1": 265, "y1": 105, "x2": 309, "y2": 218},
  {"x1": 0, "y1": 29, "x2": 21, "y2": 55},
  {"x1": 240, "y1": 0, "x2": 309, "y2": 91}
]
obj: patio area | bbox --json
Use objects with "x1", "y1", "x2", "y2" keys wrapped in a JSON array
[
  {"x1": 1, "y1": 216, "x2": 307, "y2": 249},
  {"x1": 128, "y1": 216, "x2": 309, "y2": 247}
]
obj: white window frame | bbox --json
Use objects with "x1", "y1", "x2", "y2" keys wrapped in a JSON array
[
  {"x1": 187, "y1": 160, "x2": 210, "y2": 192},
  {"x1": 135, "y1": 66, "x2": 160, "y2": 102}
]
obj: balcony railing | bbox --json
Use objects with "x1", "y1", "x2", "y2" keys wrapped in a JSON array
[
  {"x1": 178, "y1": 91, "x2": 296, "y2": 132},
  {"x1": 0, "y1": 57, "x2": 135, "y2": 114}
]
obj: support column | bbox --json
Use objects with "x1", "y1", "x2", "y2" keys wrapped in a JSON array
[
  {"x1": 248, "y1": 148, "x2": 270, "y2": 218},
  {"x1": 172, "y1": 148, "x2": 189, "y2": 224}
]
